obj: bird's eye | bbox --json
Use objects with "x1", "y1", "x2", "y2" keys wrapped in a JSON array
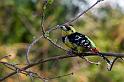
[{"x1": 62, "y1": 26, "x2": 67, "y2": 30}]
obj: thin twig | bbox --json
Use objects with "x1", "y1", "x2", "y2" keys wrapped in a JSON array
[
  {"x1": 32, "y1": 73, "x2": 47, "y2": 82},
  {"x1": 40, "y1": 0, "x2": 67, "y2": 51},
  {"x1": 47, "y1": 72, "x2": 73, "y2": 80},
  {"x1": 65, "y1": 0, "x2": 104, "y2": 24},
  {"x1": 25, "y1": 0, "x2": 48, "y2": 65},
  {"x1": 2, "y1": 63, "x2": 28, "y2": 76},
  {"x1": 108, "y1": 57, "x2": 119, "y2": 71},
  {"x1": 0, "y1": 55, "x2": 11, "y2": 60},
  {"x1": 79, "y1": 56, "x2": 100, "y2": 65},
  {"x1": 1, "y1": 52, "x2": 124, "y2": 81},
  {"x1": 0, "y1": 62, "x2": 46, "y2": 81},
  {"x1": 0, "y1": 62, "x2": 20, "y2": 69},
  {"x1": 26, "y1": 35, "x2": 43, "y2": 64},
  {"x1": 40, "y1": 0, "x2": 47, "y2": 36},
  {"x1": 46, "y1": 37, "x2": 67, "y2": 51},
  {"x1": 29, "y1": 72, "x2": 34, "y2": 82},
  {"x1": 16, "y1": 69, "x2": 21, "y2": 82},
  {"x1": 2, "y1": 63, "x2": 16, "y2": 71}
]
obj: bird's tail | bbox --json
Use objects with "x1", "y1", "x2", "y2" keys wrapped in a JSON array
[
  {"x1": 97, "y1": 52, "x2": 111, "y2": 64},
  {"x1": 90, "y1": 48, "x2": 112, "y2": 67}
]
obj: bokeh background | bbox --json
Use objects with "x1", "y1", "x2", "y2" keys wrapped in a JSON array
[{"x1": 0, "y1": 0, "x2": 124, "y2": 82}]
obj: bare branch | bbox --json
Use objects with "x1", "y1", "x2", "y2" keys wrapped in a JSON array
[
  {"x1": 40, "y1": 0, "x2": 48, "y2": 36},
  {"x1": 26, "y1": 0, "x2": 48, "y2": 65},
  {"x1": 79, "y1": 56, "x2": 100, "y2": 65},
  {"x1": 65, "y1": 0, "x2": 104, "y2": 24},
  {"x1": 26, "y1": 35, "x2": 43, "y2": 64},
  {"x1": 46, "y1": 37, "x2": 67, "y2": 51},
  {"x1": 0, "y1": 55, "x2": 11, "y2": 60},
  {"x1": 16, "y1": 69, "x2": 21, "y2": 82},
  {"x1": 47, "y1": 72, "x2": 73, "y2": 80},
  {"x1": 1, "y1": 52, "x2": 124, "y2": 81},
  {"x1": 108, "y1": 57, "x2": 119, "y2": 71}
]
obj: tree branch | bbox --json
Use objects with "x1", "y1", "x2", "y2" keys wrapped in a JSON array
[
  {"x1": 65, "y1": 0, "x2": 104, "y2": 24},
  {"x1": 1, "y1": 52, "x2": 124, "y2": 81}
]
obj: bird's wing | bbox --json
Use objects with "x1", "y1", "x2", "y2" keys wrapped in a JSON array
[{"x1": 67, "y1": 32, "x2": 94, "y2": 49}]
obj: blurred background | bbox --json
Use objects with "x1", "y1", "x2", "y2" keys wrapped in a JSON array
[{"x1": 0, "y1": 0, "x2": 124, "y2": 82}]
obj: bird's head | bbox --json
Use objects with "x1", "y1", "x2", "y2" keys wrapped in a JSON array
[{"x1": 59, "y1": 24, "x2": 76, "y2": 35}]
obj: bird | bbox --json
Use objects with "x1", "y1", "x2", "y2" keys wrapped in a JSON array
[{"x1": 59, "y1": 24, "x2": 112, "y2": 67}]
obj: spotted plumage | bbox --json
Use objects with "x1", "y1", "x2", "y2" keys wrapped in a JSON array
[
  {"x1": 62, "y1": 32, "x2": 95, "y2": 53},
  {"x1": 60, "y1": 24, "x2": 112, "y2": 67}
]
